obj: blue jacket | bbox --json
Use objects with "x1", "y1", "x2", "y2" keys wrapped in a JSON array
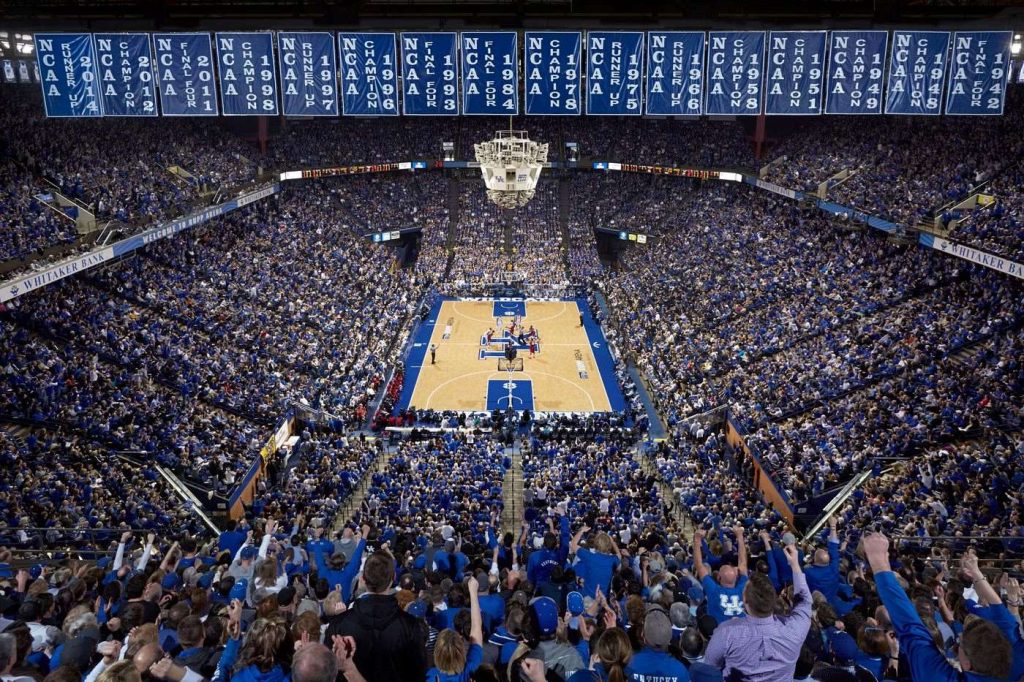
[
  {"x1": 804, "y1": 540, "x2": 859, "y2": 616},
  {"x1": 313, "y1": 539, "x2": 365, "y2": 603},
  {"x1": 626, "y1": 648, "x2": 690, "y2": 682}
]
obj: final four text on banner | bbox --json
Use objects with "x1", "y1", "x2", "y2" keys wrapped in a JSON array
[
  {"x1": 277, "y1": 32, "x2": 338, "y2": 117},
  {"x1": 337, "y1": 33, "x2": 399, "y2": 116},
  {"x1": 215, "y1": 32, "x2": 280, "y2": 115},
  {"x1": 706, "y1": 31, "x2": 766, "y2": 115},
  {"x1": 645, "y1": 32, "x2": 704, "y2": 115},
  {"x1": 92, "y1": 33, "x2": 157, "y2": 116},
  {"x1": 34, "y1": 33, "x2": 103, "y2": 117},
  {"x1": 765, "y1": 31, "x2": 827, "y2": 115},
  {"x1": 461, "y1": 32, "x2": 519, "y2": 115},
  {"x1": 152, "y1": 33, "x2": 218, "y2": 116},
  {"x1": 400, "y1": 32, "x2": 459, "y2": 115},
  {"x1": 885, "y1": 30, "x2": 950, "y2": 115},
  {"x1": 945, "y1": 31, "x2": 1012, "y2": 115},
  {"x1": 586, "y1": 32, "x2": 644, "y2": 115},
  {"x1": 524, "y1": 32, "x2": 582, "y2": 115},
  {"x1": 824, "y1": 30, "x2": 888, "y2": 114}
]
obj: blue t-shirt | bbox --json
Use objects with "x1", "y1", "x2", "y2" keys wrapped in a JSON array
[
  {"x1": 577, "y1": 548, "x2": 619, "y2": 599},
  {"x1": 627, "y1": 648, "x2": 690, "y2": 682},
  {"x1": 702, "y1": 574, "x2": 748, "y2": 624},
  {"x1": 425, "y1": 643, "x2": 483, "y2": 682}
]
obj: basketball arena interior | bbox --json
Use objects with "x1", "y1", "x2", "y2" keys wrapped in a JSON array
[{"x1": 0, "y1": 0, "x2": 1023, "y2": 680}]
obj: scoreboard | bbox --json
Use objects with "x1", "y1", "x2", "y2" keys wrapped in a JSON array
[{"x1": 32, "y1": 29, "x2": 1013, "y2": 117}]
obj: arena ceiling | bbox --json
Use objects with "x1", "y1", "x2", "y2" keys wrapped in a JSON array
[{"x1": 0, "y1": 0, "x2": 1021, "y2": 28}]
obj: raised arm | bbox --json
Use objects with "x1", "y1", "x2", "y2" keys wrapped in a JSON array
[
  {"x1": 734, "y1": 526, "x2": 748, "y2": 576},
  {"x1": 467, "y1": 575, "x2": 483, "y2": 645},
  {"x1": 570, "y1": 523, "x2": 591, "y2": 556},
  {"x1": 693, "y1": 529, "x2": 709, "y2": 581}
]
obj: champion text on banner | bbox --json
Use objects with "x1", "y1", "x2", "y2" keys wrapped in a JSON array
[
  {"x1": 945, "y1": 31, "x2": 1012, "y2": 115},
  {"x1": 885, "y1": 30, "x2": 950, "y2": 115},
  {"x1": 706, "y1": 31, "x2": 766, "y2": 115},
  {"x1": 586, "y1": 31, "x2": 644, "y2": 115},
  {"x1": 461, "y1": 31, "x2": 519, "y2": 115},
  {"x1": 764, "y1": 31, "x2": 827, "y2": 114},
  {"x1": 645, "y1": 31, "x2": 704, "y2": 115},
  {"x1": 524, "y1": 32, "x2": 582, "y2": 115},
  {"x1": 825, "y1": 30, "x2": 888, "y2": 114},
  {"x1": 400, "y1": 32, "x2": 459, "y2": 115},
  {"x1": 277, "y1": 32, "x2": 338, "y2": 116},
  {"x1": 215, "y1": 32, "x2": 280, "y2": 115},
  {"x1": 152, "y1": 33, "x2": 218, "y2": 116},
  {"x1": 337, "y1": 32, "x2": 399, "y2": 116},
  {"x1": 93, "y1": 33, "x2": 158, "y2": 116},
  {"x1": 35, "y1": 33, "x2": 103, "y2": 117}
]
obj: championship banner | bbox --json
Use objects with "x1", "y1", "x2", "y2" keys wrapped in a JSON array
[
  {"x1": 34, "y1": 33, "x2": 103, "y2": 117},
  {"x1": 765, "y1": 31, "x2": 827, "y2": 115},
  {"x1": 706, "y1": 31, "x2": 766, "y2": 115},
  {"x1": 524, "y1": 32, "x2": 582, "y2": 115},
  {"x1": 945, "y1": 31, "x2": 1012, "y2": 115},
  {"x1": 277, "y1": 32, "x2": 339, "y2": 117},
  {"x1": 586, "y1": 31, "x2": 644, "y2": 115},
  {"x1": 400, "y1": 32, "x2": 459, "y2": 115},
  {"x1": 645, "y1": 31, "x2": 704, "y2": 115},
  {"x1": 153, "y1": 33, "x2": 218, "y2": 116},
  {"x1": 825, "y1": 31, "x2": 888, "y2": 114},
  {"x1": 215, "y1": 32, "x2": 280, "y2": 115},
  {"x1": 885, "y1": 30, "x2": 950, "y2": 115},
  {"x1": 461, "y1": 31, "x2": 519, "y2": 115},
  {"x1": 93, "y1": 33, "x2": 158, "y2": 116},
  {"x1": 2, "y1": 60, "x2": 14, "y2": 83},
  {"x1": 337, "y1": 32, "x2": 399, "y2": 116}
]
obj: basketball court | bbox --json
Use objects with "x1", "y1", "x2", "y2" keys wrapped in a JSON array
[{"x1": 394, "y1": 298, "x2": 626, "y2": 413}]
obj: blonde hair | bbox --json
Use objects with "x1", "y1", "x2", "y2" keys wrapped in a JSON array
[
  {"x1": 592, "y1": 532, "x2": 614, "y2": 555},
  {"x1": 595, "y1": 628, "x2": 632, "y2": 682},
  {"x1": 433, "y1": 629, "x2": 468, "y2": 675},
  {"x1": 96, "y1": 661, "x2": 141, "y2": 682},
  {"x1": 239, "y1": 617, "x2": 290, "y2": 673}
]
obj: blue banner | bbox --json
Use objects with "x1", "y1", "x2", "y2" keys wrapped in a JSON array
[
  {"x1": 706, "y1": 31, "x2": 766, "y2": 115},
  {"x1": 337, "y1": 33, "x2": 399, "y2": 116},
  {"x1": 92, "y1": 33, "x2": 158, "y2": 117},
  {"x1": 525, "y1": 32, "x2": 582, "y2": 115},
  {"x1": 153, "y1": 33, "x2": 218, "y2": 116},
  {"x1": 765, "y1": 31, "x2": 827, "y2": 115},
  {"x1": 400, "y1": 32, "x2": 459, "y2": 115},
  {"x1": 277, "y1": 32, "x2": 338, "y2": 117},
  {"x1": 461, "y1": 32, "x2": 519, "y2": 115},
  {"x1": 34, "y1": 33, "x2": 103, "y2": 117},
  {"x1": 645, "y1": 31, "x2": 704, "y2": 115},
  {"x1": 825, "y1": 31, "x2": 888, "y2": 114},
  {"x1": 945, "y1": 31, "x2": 1012, "y2": 115},
  {"x1": 885, "y1": 31, "x2": 950, "y2": 115},
  {"x1": 586, "y1": 32, "x2": 644, "y2": 115},
  {"x1": 215, "y1": 32, "x2": 279, "y2": 115}
]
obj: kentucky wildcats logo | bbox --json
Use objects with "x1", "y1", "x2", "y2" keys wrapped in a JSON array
[{"x1": 720, "y1": 594, "x2": 744, "y2": 617}]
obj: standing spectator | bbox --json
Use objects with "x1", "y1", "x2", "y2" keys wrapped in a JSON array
[
  {"x1": 804, "y1": 517, "x2": 859, "y2": 616},
  {"x1": 324, "y1": 551, "x2": 427, "y2": 681},
  {"x1": 694, "y1": 528, "x2": 748, "y2": 624},
  {"x1": 426, "y1": 575, "x2": 485, "y2": 682},
  {"x1": 704, "y1": 544, "x2": 810, "y2": 680}
]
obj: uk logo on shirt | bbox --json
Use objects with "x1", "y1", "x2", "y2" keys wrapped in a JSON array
[{"x1": 720, "y1": 594, "x2": 744, "y2": 617}]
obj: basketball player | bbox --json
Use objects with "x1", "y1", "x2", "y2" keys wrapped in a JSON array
[
  {"x1": 486, "y1": 328, "x2": 495, "y2": 347},
  {"x1": 529, "y1": 339, "x2": 537, "y2": 359}
]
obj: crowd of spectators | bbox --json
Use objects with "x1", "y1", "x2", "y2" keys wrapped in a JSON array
[{"x1": 943, "y1": 157, "x2": 1024, "y2": 263}]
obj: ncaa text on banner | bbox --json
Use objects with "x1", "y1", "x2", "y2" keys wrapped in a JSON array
[
  {"x1": 153, "y1": 33, "x2": 218, "y2": 116},
  {"x1": 706, "y1": 31, "x2": 766, "y2": 115},
  {"x1": 401, "y1": 32, "x2": 459, "y2": 115},
  {"x1": 92, "y1": 33, "x2": 158, "y2": 116},
  {"x1": 35, "y1": 33, "x2": 103, "y2": 117},
  {"x1": 524, "y1": 32, "x2": 582, "y2": 115},
  {"x1": 825, "y1": 31, "x2": 888, "y2": 114},
  {"x1": 645, "y1": 31, "x2": 704, "y2": 116},
  {"x1": 885, "y1": 31, "x2": 950, "y2": 115},
  {"x1": 338, "y1": 33, "x2": 399, "y2": 116},
  {"x1": 586, "y1": 32, "x2": 644, "y2": 115},
  {"x1": 461, "y1": 32, "x2": 519, "y2": 115},
  {"x1": 215, "y1": 32, "x2": 280, "y2": 115},
  {"x1": 277, "y1": 32, "x2": 338, "y2": 116},
  {"x1": 765, "y1": 31, "x2": 827, "y2": 115},
  {"x1": 945, "y1": 31, "x2": 1012, "y2": 115}
]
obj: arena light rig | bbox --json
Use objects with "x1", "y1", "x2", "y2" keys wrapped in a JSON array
[{"x1": 474, "y1": 130, "x2": 548, "y2": 210}]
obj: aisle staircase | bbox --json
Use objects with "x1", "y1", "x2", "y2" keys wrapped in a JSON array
[
  {"x1": 501, "y1": 445, "x2": 524, "y2": 536},
  {"x1": 633, "y1": 445, "x2": 694, "y2": 536},
  {"x1": 330, "y1": 436, "x2": 391, "y2": 533}
]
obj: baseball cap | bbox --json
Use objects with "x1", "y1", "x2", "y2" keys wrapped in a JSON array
[
  {"x1": 475, "y1": 572, "x2": 490, "y2": 593},
  {"x1": 406, "y1": 600, "x2": 428, "y2": 618},
  {"x1": 566, "y1": 591, "x2": 585, "y2": 616},
  {"x1": 161, "y1": 572, "x2": 181, "y2": 591},
  {"x1": 197, "y1": 573, "x2": 215, "y2": 589},
  {"x1": 830, "y1": 631, "x2": 860, "y2": 664},
  {"x1": 240, "y1": 547, "x2": 258, "y2": 561},
  {"x1": 530, "y1": 597, "x2": 559, "y2": 637},
  {"x1": 30, "y1": 564, "x2": 44, "y2": 580},
  {"x1": 644, "y1": 609, "x2": 673, "y2": 650},
  {"x1": 687, "y1": 586, "x2": 704, "y2": 605},
  {"x1": 229, "y1": 578, "x2": 248, "y2": 602}
]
